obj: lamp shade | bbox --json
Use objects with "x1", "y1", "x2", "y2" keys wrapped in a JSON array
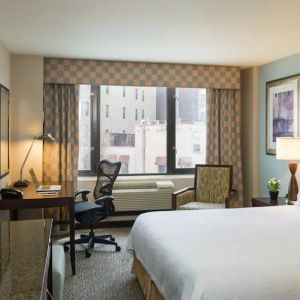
[{"x1": 276, "y1": 137, "x2": 300, "y2": 161}]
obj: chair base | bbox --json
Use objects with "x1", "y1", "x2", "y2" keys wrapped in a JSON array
[{"x1": 64, "y1": 231, "x2": 121, "y2": 258}]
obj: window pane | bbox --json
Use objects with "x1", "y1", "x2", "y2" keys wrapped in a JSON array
[
  {"x1": 175, "y1": 88, "x2": 206, "y2": 168},
  {"x1": 100, "y1": 85, "x2": 167, "y2": 174},
  {"x1": 78, "y1": 85, "x2": 92, "y2": 170}
]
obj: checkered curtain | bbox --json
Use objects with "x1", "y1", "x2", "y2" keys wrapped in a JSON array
[
  {"x1": 44, "y1": 58, "x2": 240, "y2": 90},
  {"x1": 43, "y1": 84, "x2": 79, "y2": 228},
  {"x1": 206, "y1": 89, "x2": 243, "y2": 205}
]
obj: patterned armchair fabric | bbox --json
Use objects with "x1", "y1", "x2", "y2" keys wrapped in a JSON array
[
  {"x1": 195, "y1": 166, "x2": 231, "y2": 204},
  {"x1": 176, "y1": 189, "x2": 195, "y2": 207},
  {"x1": 172, "y1": 165, "x2": 233, "y2": 210}
]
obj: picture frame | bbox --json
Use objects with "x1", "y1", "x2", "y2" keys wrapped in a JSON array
[
  {"x1": 0, "y1": 84, "x2": 9, "y2": 178},
  {"x1": 266, "y1": 74, "x2": 300, "y2": 155}
]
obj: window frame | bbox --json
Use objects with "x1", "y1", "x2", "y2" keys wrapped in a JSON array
[{"x1": 78, "y1": 85, "x2": 203, "y2": 176}]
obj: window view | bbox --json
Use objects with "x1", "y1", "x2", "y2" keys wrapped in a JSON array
[
  {"x1": 79, "y1": 85, "x2": 167, "y2": 174},
  {"x1": 175, "y1": 88, "x2": 206, "y2": 168},
  {"x1": 78, "y1": 85, "x2": 92, "y2": 171},
  {"x1": 78, "y1": 85, "x2": 206, "y2": 175}
]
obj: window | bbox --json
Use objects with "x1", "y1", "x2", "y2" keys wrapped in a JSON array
[
  {"x1": 78, "y1": 85, "x2": 92, "y2": 171},
  {"x1": 122, "y1": 86, "x2": 126, "y2": 97},
  {"x1": 105, "y1": 105, "x2": 109, "y2": 118},
  {"x1": 135, "y1": 88, "x2": 138, "y2": 100},
  {"x1": 105, "y1": 86, "x2": 109, "y2": 94},
  {"x1": 175, "y1": 88, "x2": 206, "y2": 169},
  {"x1": 122, "y1": 107, "x2": 126, "y2": 119},
  {"x1": 78, "y1": 85, "x2": 206, "y2": 175},
  {"x1": 193, "y1": 143, "x2": 201, "y2": 153}
]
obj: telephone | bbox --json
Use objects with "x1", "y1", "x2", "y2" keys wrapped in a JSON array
[{"x1": 0, "y1": 188, "x2": 23, "y2": 199}]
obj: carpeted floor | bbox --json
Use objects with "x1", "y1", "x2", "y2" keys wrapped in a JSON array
[{"x1": 60, "y1": 227, "x2": 144, "y2": 300}]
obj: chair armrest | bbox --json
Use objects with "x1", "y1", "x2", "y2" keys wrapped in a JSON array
[
  {"x1": 95, "y1": 195, "x2": 115, "y2": 213},
  {"x1": 225, "y1": 189, "x2": 239, "y2": 208},
  {"x1": 172, "y1": 187, "x2": 195, "y2": 210},
  {"x1": 75, "y1": 189, "x2": 90, "y2": 201}
]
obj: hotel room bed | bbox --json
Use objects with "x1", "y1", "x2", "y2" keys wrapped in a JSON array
[{"x1": 127, "y1": 206, "x2": 300, "y2": 300}]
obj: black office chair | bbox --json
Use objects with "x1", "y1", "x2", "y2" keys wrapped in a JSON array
[{"x1": 64, "y1": 159, "x2": 121, "y2": 258}]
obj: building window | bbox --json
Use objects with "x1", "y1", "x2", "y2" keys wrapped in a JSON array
[
  {"x1": 135, "y1": 88, "x2": 138, "y2": 100},
  {"x1": 106, "y1": 86, "x2": 109, "y2": 94},
  {"x1": 122, "y1": 86, "x2": 126, "y2": 97},
  {"x1": 78, "y1": 85, "x2": 206, "y2": 175},
  {"x1": 142, "y1": 90, "x2": 145, "y2": 102},
  {"x1": 105, "y1": 105, "x2": 109, "y2": 118},
  {"x1": 193, "y1": 144, "x2": 200, "y2": 153},
  {"x1": 123, "y1": 107, "x2": 126, "y2": 119}
]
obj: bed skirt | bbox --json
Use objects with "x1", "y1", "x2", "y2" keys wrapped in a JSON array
[{"x1": 132, "y1": 256, "x2": 164, "y2": 300}]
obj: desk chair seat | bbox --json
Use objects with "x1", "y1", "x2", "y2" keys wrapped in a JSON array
[{"x1": 64, "y1": 160, "x2": 121, "y2": 258}]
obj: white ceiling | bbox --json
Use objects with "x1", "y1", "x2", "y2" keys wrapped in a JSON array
[{"x1": 0, "y1": 0, "x2": 300, "y2": 67}]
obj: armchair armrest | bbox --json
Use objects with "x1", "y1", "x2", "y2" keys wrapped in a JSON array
[
  {"x1": 172, "y1": 187, "x2": 195, "y2": 210},
  {"x1": 225, "y1": 189, "x2": 239, "y2": 208},
  {"x1": 75, "y1": 189, "x2": 91, "y2": 201}
]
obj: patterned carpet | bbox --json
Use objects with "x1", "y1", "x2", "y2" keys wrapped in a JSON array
[{"x1": 62, "y1": 227, "x2": 144, "y2": 300}]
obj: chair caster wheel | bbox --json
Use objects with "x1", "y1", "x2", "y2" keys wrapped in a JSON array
[
  {"x1": 85, "y1": 250, "x2": 91, "y2": 258},
  {"x1": 110, "y1": 237, "x2": 115, "y2": 241},
  {"x1": 116, "y1": 246, "x2": 121, "y2": 252},
  {"x1": 64, "y1": 245, "x2": 69, "y2": 252}
]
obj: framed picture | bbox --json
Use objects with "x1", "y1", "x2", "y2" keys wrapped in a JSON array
[
  {"x1": 0, "y1": 84, "x2": 9, "y2": 178},
  {"x1": 266, "y1": 74, "x2": 300, "y2": 155}
]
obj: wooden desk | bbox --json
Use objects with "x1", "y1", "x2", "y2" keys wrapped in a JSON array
[
  {"x1": 0, "y1": 182, "x2": 76, "y2": 275},
  {"x1": 0, "y1": 219, "x2": 52, "y2": 299}
]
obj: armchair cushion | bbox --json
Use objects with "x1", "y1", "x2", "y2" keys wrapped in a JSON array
[{"x1": 178, "y1": 201, "x2": 225, "y2": 210}]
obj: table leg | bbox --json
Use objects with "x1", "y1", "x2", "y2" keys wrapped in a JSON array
[{"x1": 69, "y1": 201, "x2": 76, "y2": 275}]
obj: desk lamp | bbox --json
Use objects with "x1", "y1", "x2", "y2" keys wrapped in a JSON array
[
  {"x1": 13, "y1": 133, "x2": 55, "y2": 187},
  {"x1": 276, "y1": 137, "x2": 300, "y2": 201}
]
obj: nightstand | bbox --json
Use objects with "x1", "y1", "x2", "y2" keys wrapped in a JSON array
[{"x1": 251, "y1": 197, "x2": 294, "y2": 207}]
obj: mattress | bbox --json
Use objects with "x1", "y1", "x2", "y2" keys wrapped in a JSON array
[{"x1": 127, "y1": 206, "x2": 300, "y2": 300}]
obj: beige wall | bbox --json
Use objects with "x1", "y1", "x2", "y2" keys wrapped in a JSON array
[
  {"x1": 0, "y1": 40, "x2": 10, "y2": 219},
  {"x1": 241, "y1": 67, "x2": 260, "y2": 206},
  {"x1": 10, "y1": 55, "x2": 44, "y2": 219},
  {"x1": 10, "y1": 55, "x2": 44, "y2": 183}
]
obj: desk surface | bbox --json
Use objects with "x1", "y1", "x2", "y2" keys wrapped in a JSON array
[
  {"x1": 18, "y1": 181, "x2": 75, "y2": 200},
  {"x1": 0, "y1": 181, "x2": 75, "y2": 209},
  {"x1": 0, "y1": 219, "x2": 52, "y2": 299}
]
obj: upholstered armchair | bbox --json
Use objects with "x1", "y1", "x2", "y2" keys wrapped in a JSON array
[{"x1": 172, "y1": 164, "x2": 237, "y2": 210}]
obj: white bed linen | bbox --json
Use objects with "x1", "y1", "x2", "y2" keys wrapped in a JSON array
[{"x1": 127, "y1": 206, "x2": 300, "y2": 300}]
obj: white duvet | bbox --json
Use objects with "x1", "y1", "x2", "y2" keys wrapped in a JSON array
[{"x1": 127, "y1": 206, "x2": 300, "y2": 300}]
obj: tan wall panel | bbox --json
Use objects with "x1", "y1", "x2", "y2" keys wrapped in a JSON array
[{"x1": 241, "y1": 67, "x2": 259, "y2": 206}]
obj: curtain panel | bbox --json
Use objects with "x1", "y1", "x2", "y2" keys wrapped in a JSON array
[
  {"x1": 206, "y1": 89, "x2": 243, "y2": 205},
  {"x1": 43, "y1": 84, "x2": 79, "y2": 228},
  {"x1": 44, "y1": 58, "x2": 240, "y2": 90}
]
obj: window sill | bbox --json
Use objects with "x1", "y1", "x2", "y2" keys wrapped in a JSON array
[{"x1": 78, "y1": 174, "x2": 194, "y2": 182}]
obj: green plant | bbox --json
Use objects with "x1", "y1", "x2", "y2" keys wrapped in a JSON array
[{"x1": 267, "y1": 177, "x2": 280, "y2": 192}]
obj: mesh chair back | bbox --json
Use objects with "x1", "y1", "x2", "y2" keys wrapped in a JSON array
[{"x1": 94, "y1": 160, "x2": 121, "y2": 200}]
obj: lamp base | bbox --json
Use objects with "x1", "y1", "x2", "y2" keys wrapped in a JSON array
[
  {"x1": 288, "y1": 162, "x2": 299, "y2": 201},
  {"x1": 13, "y1": 179, "x2": 29, "y2": 187}
]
